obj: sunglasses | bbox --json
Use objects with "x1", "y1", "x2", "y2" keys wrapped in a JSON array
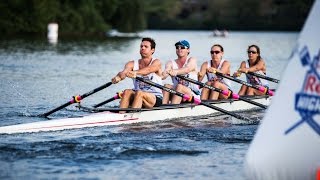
[
  {"x1": 210, "y1": 50, "x2": 221, "y2": 55},
  {"x1": 247, "y1": 51, "x2": 257, "y2": 54},
  {"x1": 176, "y1": 45, "x2": 187, "y2": 49}
]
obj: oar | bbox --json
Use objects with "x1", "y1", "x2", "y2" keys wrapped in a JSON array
[
  {"x1": 214, "y1": 71, "x2": 274, "y2": 96},
  {"x1": 42, "y1": 82, "x2": 113, "y2": 117},
  {"x1": 176, "y1": 75, "x2": 267, "y2": 109},
  {"x1": 135, "y1": 76, "x2": 254, "y2": 122},
  {"x1": 245, "y1": 71, "x2": 280, "y2": 83},
  {"x1": 93, "y1": 91, "x2": 123, "y2": 108}
]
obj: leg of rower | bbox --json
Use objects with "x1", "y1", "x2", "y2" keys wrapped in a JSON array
[
  {"x1": 171, "y1": 84, "x2": 192, "y2": 104},
  {"x1": 119, "y1": 89, "x2": 135, "y2": 113},
  {"x1": 253, "y1": 88, "x2": 266, "y2": 96},
  {"x1": 120, "y1": 89, "x2": 135, "y2": 108},
  {"x1": 131, "y1": 91, "x2": 157, "y2": 108},
  {"x1": 201, "y1": 81, "x2": 211, "y2": 100},
  {"x1": 210, "y1": 81, "x2": 229, "y2": 100},
  {"x1": 246, "y1": 87, "x2": 255, "y2": 95},
  {"x1": 238, "y1": 85, "x2": 247, "y2": 96},
  {"x1": 162, "y1": 84, "x2": 173, "y2": 104}
]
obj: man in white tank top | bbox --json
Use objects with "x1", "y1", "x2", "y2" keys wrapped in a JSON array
[
  {"x1": 111, "y1": 37, "x2": 163, "y2": 111},
  {"x1": 162, "y1": 40, "x2": 200, "y2": 104},
  {"x1": 198, "y1": 44, "x2": 232, "y2": 100}
]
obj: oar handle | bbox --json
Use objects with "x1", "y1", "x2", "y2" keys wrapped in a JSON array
[
  {"x1": 246, "y1": 72, "x2": 280, "y2": 83},
  {"x1": 135, "y1": 76, "x2": 253, "y2": 122},
  {"x1": 41, "y1": 81, "x2": 113, "y2": 117}
]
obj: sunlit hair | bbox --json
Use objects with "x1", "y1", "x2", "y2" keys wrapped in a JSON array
[
  {"x1": 248, "y1": 44, "x2": 261, "y2": 62},
  {"x1": 142, "y1": 37, "x2": 156, "y2": 49},
  {"x1": 212, "y1": 44, "x2": 224, "y2": 52}
]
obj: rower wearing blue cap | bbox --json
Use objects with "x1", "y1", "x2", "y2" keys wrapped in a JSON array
[{"x1": 162, "y1": 40, "x2": 200, "y2": 104}]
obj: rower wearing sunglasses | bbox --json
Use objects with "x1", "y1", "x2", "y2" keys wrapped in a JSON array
[
  {"x1": 161, "y1": 40, "x2": 201, "y2": 104},
  {"x1": 233, "y1": 44, "x2": 269, "y2": 95},
  {"x1": 198, "y1": 44, "x2": 232, "y2": 100}
]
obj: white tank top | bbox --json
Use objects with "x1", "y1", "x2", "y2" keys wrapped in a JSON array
[
  {"x1": 132, "y1": 59, "x2": 163, "y2": 97},
  {"x1": 206, "y1": 60, "x2": 232, "y2": 89},
  {"x1": 245, "y1": 60, "x2": 269, "y2": 87},
  {"x1": 171, "y1": 59, "x2": 201, "y2": 97}
]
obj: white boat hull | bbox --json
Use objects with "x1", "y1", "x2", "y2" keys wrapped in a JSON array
[{"x1": 0, "y1": 96, "x2": 271, "y2": 134}]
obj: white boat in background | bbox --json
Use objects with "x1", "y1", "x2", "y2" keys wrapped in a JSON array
[
  {"x1": 106, "y1": 29, "x2": 140, "y2": 38},
  {"x1": 213, "y1": 29, "x2": 228, "y2": 37},
  {"x1": 0, "y1": 96, "x2": 270, "y2": 134},
  {"x1": 245, "y1": 0, "x2": 320, "y2": 179}
]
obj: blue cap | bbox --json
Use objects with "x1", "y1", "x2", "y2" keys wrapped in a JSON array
[{"x1": 175, "y1": 40, "x2": 190, "y2": 48}]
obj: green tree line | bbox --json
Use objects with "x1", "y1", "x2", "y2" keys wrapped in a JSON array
[{"x1": 0, "y1": 0, "x2": 314, "y2": 36}]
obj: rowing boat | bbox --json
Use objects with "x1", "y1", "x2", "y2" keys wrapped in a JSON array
[{"x1": 0, "y1": 95, "x2": 271, "y2": 134}]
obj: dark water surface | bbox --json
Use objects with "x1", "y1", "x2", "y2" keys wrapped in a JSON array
[{"x1": 0, "y1": 31, "x2": 297, "y2": 179}]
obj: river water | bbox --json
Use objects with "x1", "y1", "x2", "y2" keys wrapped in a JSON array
[{"x1": 0, "y1": 30, "x2": 298, "y2": 179}]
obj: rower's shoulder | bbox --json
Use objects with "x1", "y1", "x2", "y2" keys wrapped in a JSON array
[
  {"x1": 222, "y1": 59, "x2": 231, "y2": 64},
  {"x1": 200, "y1": 60, "x2": 209, "y2": 65},
  {"x1": 188, "y1": 56, "x2": 197, "y2": 61}
]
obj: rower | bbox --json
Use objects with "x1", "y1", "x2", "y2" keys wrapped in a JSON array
[
  {"x1": 111, "y1": 37, "x2": 163, "y2": 111},
  {"x1": 233, "y1": 44, "x2": 269, "y2": 95},
  {"x1": 161, "y1": 40, "x2": 201, "y2": 104},
  {"x1": 198, "y1": 44, "x2": 232, "y2": 100}
]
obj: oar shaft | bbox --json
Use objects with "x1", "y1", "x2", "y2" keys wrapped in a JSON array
[
  {"x1": 81, "y1": 82, "x2": 113, "y2": 99},
  {"x1": 135, "y1": 76, "x2": 252, "y2": 122},
  {"x1": 247, "y1": 72, "x2": 280, "y2": 83},
  {"x1": 42, "y1": 102, "x2": 72, "y2": 117},
  {"x1": 93, "y1": 92, "x2": 122, "y2": 108},
  {"x1": 199, "y1": 101, "x2": 250, "y2": 120},
  {"x1": 215, "y1": 71, "x2": 274, "y2": 96},
  {"x1": 238, "y1": 97, "x2": 267, "y2": 109},
  {"x1": 176, "y1": 75, "x2": 239, "y2": 99},
  {"x1": 177, "y1": 75, "x2": 267, "y2": 109},
  {"x1": 42, "y1": 81, "x2": 113, "y2": 117}
]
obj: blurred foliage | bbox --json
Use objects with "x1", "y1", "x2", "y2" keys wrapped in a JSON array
[{"x1": 0, "y1": 0, "x2": 314, "y2": 36}]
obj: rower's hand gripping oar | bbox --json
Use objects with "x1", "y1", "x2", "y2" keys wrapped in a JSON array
[
  {"x1": 41, "y1": 82, "x2": 113, "y2": 117},
  {"x1": 214, "y1": 71, "x2": 274, "y2": 96},
  {"x1": 134, "y1": 76, "x2": 254, "y2": 122},
  {"x1": 243, "y1": 71, "x2": 280, "y2": 83},
  {"x1": 93, "y1": 91, "x2": 123, "y2": 108},
  {"x1": 176, "y1": 75, "x2": 267, "y2": 109}
]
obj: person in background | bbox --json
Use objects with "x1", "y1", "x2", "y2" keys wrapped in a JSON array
[
  {"x1": 162, "y1": 40, "x2": 200, "y2": 104},
  {"x1": 233, "y1": 44, "x2": 268, "y2": 95},
  {"x1": 111, "y1": 37, "x2": 163, "y2": 111},
  {"x1": 198, "y1": 44, "x2": 232, "y2": 100}
]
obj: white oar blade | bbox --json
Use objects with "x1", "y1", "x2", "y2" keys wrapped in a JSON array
[{"x1": 245, "y1": 0, "x2": 320, "y2": 179}]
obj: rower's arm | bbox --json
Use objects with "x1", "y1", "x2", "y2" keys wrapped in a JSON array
[
  {"x1": 198, "y1": 62, "x2": 207, "y2": 82},
  {"x1": 111, "y1": 60, "x2": 134, "y2": 83},
  {"x1": 119, "y1": 61, "x2": 134, "y2": 79},
  {"x1": 175, "y1": 57, "x2": 197, "y2": 75},
  {"x1": 136, "y1": 59, "x2": 162, "y2": 76},
  {"x1": 162, "y1": 61, "x2": 173, "y2": 80},
  {"x1": 220, "y1": 60, "x2": 231, "y2": 75},
  {"x1": 247, "y1": 59, "x2": 266, "y2": 73}
]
